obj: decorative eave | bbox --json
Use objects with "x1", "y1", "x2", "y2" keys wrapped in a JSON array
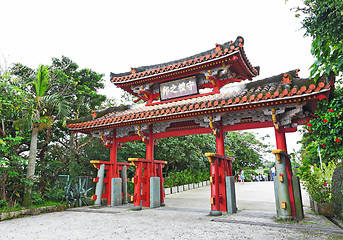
[
  {"x1": 67, "y1": 71, "x2": 332, "y2": 134},
  {"x1": 110, "y1": 36, "x2": 259, "y2": 96}
]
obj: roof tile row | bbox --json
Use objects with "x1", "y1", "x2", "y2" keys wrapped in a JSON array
[
  {"x1": 67, "y1": 78, "x2": 329, "y2": 131},
  {"x1": 110, "y1": 37, "x2": 257, "y2": 84}
]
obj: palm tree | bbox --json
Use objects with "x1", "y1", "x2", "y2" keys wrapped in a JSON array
[{"x1": 21, "y1": 65, "x2": 70, "y2": 206}]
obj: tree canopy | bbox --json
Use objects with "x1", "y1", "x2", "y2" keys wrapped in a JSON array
[
  {"x1": 293, "y1": 1, "x2": 343, "y2": 163},
  {"x1": 295, "y1": 0, "x2": 343, "y2": 82}
]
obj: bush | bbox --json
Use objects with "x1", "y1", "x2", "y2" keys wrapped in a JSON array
[
  {"x1": 164, "y1": 169, "x2": 209, "y2": 188},
  {"x1": 297, "y1": 160, "x2": 337, "y2": 203},
  {"x1": 0, "y1": 199, "x2": 7, "y2": 209}
]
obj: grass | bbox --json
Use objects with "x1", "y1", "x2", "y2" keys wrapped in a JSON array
[{"x1": 0, "y1": 201, "x2": 64, "y2": 214}]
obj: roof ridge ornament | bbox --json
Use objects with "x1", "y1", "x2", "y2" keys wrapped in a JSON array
[{"x1": 215, "y1": 43, "x2": 222, "y2": 53}]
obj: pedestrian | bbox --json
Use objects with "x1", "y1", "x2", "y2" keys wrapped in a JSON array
[
  {"x1": 271, "y1": 165, "x2": 276, "y2": 181},
  {"x1": 240, "y1": 168, "x2": 245, "y2": 184}
]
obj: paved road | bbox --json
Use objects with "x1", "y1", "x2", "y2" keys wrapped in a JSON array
[{"x1": 0, "y1": 182, "x2": 342, "y2": 240}]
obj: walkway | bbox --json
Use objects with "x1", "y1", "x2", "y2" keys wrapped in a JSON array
[
  {"x1": 0, "y1": 182, "x2": 342, "y2": 239},
  {"x1": 164, "y1": 181, "x2": 280, "y2": 213}
]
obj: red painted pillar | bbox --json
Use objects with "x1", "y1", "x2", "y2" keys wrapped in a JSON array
[
  {"x1": 211, "y1": 120, "x2": 228, "y2": 213},
  {"x1": 106, "y1": 129, "x2": 117, "y2": 205},
  {"x1": 216, "y1": 121, "x2": 225, "y2": 156},
  {"x1": 141, "y1": 125, "x2": 154, "y2": 207},
  {"x1": 146, "y1": 125, "x2": 154, "y2": 176},
  {"x1": 275, "y1": 126, "x2": 287, "y2": 152},
  {"x1": 133, "y1": 162, "x2": 143, "y2": 207},
  {"x1": 210, "y1": 158, "x2": 220, "y2": 211},
  {"x1": 274, "y1": 126, "x2": 296, "y2": 217}
]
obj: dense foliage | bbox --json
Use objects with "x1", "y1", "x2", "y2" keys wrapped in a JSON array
[
  {"x1": 1, "y1": 56, "x2": 271, "y2": 209},
  {"x1": 292, "y1": 1, "x2": 343, "y2": 218},
  {"x1": 225, "y1": 131, "x2": 269, "y2": 172},
  {"x1": 295, "y1": 0, "x2": 343, "y2": 82},
  {"x1": 0, "y1": 57, "x2": 107, "y2": 207},
  {"x1": 293, "y1": 1, "x2": 343, "y2": 164},
  {"x1": 297, "y1": 159, "x2": 337, "y2": 203},
  {"x1": 301, "y1": 86, "x2": 343, "y2": 163}
]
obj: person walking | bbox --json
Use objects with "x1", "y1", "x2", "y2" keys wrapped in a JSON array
[
  {"x1": 240, "y1": 168, "x2": 245, "y2": 184},
  {"x1": 271, "y1": 165, "x2": 276, "y2": 181}
]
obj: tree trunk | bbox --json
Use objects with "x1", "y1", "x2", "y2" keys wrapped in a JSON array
[
  {"x1": 39, "y1": 128, "x2": 52, "y2": 197},
  {"x1": 23, "y1": 125, "x2": 39, "y2": 207},
  {"x1": 69, "y1": 132, "x2": 77, "y2": 176}
]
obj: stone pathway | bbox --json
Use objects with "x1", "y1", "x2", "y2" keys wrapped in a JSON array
[{"x1": 0, "y1": 182, "x2": 342, "y2": 239}]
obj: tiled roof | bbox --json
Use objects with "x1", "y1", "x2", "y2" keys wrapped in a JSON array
[
  {"x1": 110, "y1": 36, "x2": 258, "y2": 86},
  {"x1": 67, "y1": 70, "x2": 331, "y2": 132}
]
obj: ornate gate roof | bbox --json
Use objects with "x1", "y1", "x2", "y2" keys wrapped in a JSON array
[
  {"x1": 67, "y1": 71, "x2": 331, "y2": 134},
  {"x1": 110, "y1": 36, "x2": 259, "y2": 99},
  {"x1": 66, "y1": 37, "x2": 334, "y2": 143}
]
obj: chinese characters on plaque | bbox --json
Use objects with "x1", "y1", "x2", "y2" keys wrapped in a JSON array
[{"x1": 159, "y1": 76, "x2": 198, "y2": 101}]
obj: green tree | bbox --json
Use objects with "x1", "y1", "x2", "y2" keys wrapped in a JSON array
[
  {"x1": 13, "y1": 65, "x2": 70, "y2": 206},
  {"x1": 117, "y1": 131, "x2": 270, "y2": 175},
  {"x1": 292, "y1": 1, "x2": 343, "y2": 163},
  {"x1": 301, "y1": 86, "x2": 343, "y2": 163},
  {"x1": 49, "y1": 56, "x2": 106, "y2": 177},
  {"x1": 155, "y1": 134, "x2": 216, "y2": 172},
  {"x1": 294, "y1": 0, "x2": 343, "y2": 82},
  {"x1": 225, "y1": 131, "x2": 270, "y2": 172},
  {"x1": 0, "y1": 70, "x2": 27, "y2": 206}
]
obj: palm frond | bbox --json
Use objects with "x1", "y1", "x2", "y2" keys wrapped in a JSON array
[
  {"x1": 42, "y1": 93, "x2": 71, "y2": 118},
  {"x1": 34, "y1": 65, "x2": 50, "y2": 97}
]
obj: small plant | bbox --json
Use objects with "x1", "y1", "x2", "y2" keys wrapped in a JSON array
[
  {"x1": 297, "y1": 160, "x2": 337, "y2": 203},
  {"x1": 65, "y1": 178, "x2": 92, "y2": 208},
  {"x1": 0, "y1": 199, "x2": 7, "y2": 209}
]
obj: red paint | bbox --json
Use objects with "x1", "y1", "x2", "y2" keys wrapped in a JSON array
[
  {"x1": 284, "y1": 127, "x2": 298, "y2": 133},
  {"x1": 131, "y1": 158, "x2": 166, "y2": 208},
  {"x1": 274, "y1": 127, "x2": 296, "y2": 217},
  {"x1": 216, "y1": 121, "x2": 225, "y2": 155},
  {"x1": 275, "y1": 127, "x2": 287, "y2": 152},
  {"x1": 111, "y1": 129, "x2": 118, "y2": 176},
  {"x1": 146, "y1": 125, "x2": 154, "y2": 176},
  {"x1": 133, "y1": 162, "x2": 143, "y2": 207},
  {"x1": 223, "y1": 121, "x2": 274, "y2": 132},
  {"x1": 209, "y1": 154, "x2": 235, "y2": 212},
  {"x1": 210, "y1": 159, "x2": 220, "y2": 211}
]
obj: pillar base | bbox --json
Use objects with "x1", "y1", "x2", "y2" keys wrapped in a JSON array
[
  {"x1": 210, "y1": 210, "x2": 222, "y2": 216},
  {"x1": 132, "y1": 206, "x2": 142, "y2": 211}
]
